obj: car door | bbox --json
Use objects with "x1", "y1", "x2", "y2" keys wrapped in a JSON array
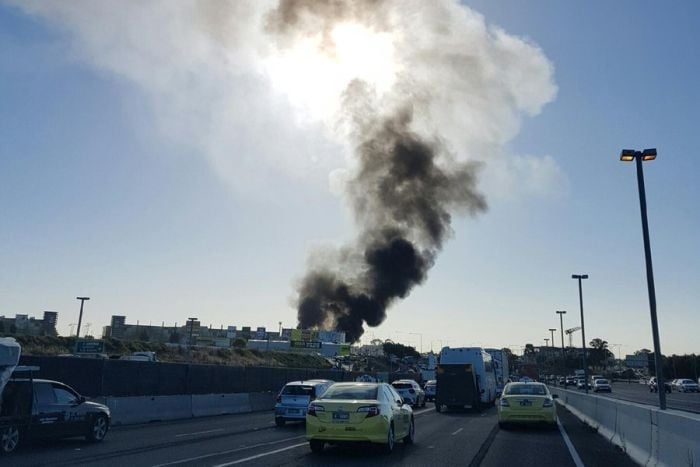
[
  {"x1": 385, "y1": 385, "x2": 407, "y2": 437},
  {"x1": 51, "y1": 383, "x2": 88, "y2": 437},
  {"x1": 32, "y1": 382, "x2": 65, "y2": 437}
]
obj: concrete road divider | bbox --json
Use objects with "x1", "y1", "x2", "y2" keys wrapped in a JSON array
[
  {"x1": 92, "y1": 391, "x2": 276, "y2": 426},
  {"x1": 191, "y1": 393, "x2": 252, "y2": 417},
  {"x1": 551, "y1": 387, "x2": 699, "y2": 467}
]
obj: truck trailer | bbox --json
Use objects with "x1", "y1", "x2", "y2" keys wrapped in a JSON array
[{"x1": 435, "y1": 347, "x2": 497, "y2": 413}]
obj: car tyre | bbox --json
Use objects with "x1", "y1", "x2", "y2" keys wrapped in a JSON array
[
  {"x1": 86, "y1": 414, "x2": 109, "y2": 443},
  {"x1": 383, "y1": 424, "x2": 395, "y2": 454},
  {"x1": 435, "y1": 402, "x2": 442, "y2": 413},
  {"x1": 0, "y1": 425, "x2": 20, "y2": 453},
  {"x1": 403, "y1": 417, "x2": 415, "y2": 444},
  {"x1": 309, "y1": 440, "x2": 324, "y2": 453},
  {"x1": 421, "y1": 396, "x2": 426, "y2": 408},
  {"x1": 498, "y1": 422, "x2": 508, "y2": 430},
  {"x1": 275, "y1": 417, "x2": 285, "y2": 427}
]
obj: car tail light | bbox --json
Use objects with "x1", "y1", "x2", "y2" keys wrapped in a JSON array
[
  {"x1": 543, "y1": 398, "x2": 554, "y2": 408},
  {"x1": 307, "y1": 404, "x2": 324, "y2": 416},
  {"x1": 357, "y1": 405, "x2": 380, "y2": 417},
  {"x1": 409, "y1": 389, "x2": 415, "y2": 394},
  {"x1": 499, "y1": 398, "x2": 510, "y2": 407}
]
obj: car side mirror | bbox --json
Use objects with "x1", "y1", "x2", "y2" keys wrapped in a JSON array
[{"x1": 552, "y1": 394, "x2": 559, "y2": 399}]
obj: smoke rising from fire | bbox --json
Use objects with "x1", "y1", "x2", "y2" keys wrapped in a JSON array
[{"x1": 13, "y1": 0, "x2": 558, "y2": 341}]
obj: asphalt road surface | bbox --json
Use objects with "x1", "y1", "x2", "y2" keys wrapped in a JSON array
[
  {"x1": 558, "y1": 380, "x2": 700, "y2": 413},
  {"x1": 8, "y1": 403, "x2": 635, "y2": 467}
]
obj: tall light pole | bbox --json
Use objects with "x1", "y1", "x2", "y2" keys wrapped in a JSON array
[
  {"x1": 620, "y1": 148, "x2": 665, "y2": 410},
  {"x1": 75, "y1": 297, "x2": 90, "y2": 339},
  {"x1": 544, "y1": 338, "x2": 549, "y2": 347},
  {"x1": 571, "y1": 275, "x2": 589, "y2": 393},
  {"x1": 548, "y1": 329, "x2": 556, "y2": 347},
  {"x1": 187, "y1": 317, "x2": 198, "y2": 347}
]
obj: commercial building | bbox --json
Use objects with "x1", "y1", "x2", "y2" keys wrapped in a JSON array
[{"x1": 0, "y1": 311, "x2": 58, "y2": 336}]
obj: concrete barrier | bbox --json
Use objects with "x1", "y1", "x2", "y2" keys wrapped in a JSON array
[
  {"x1": 248, "y1": 392, "x2": 276, "y2": 412},
  {"x1": 91, "y1": 391, "x2": 275, "y2": 426},
  {"x1": 551, "y1": 387, "x2": 700, "y2": 467},
  {"x1": 191, "y1": 393, "x2": 251, "y2": 417},
  {"x1": 103, "y1": 395, "x2": 193, "y2": 425}
]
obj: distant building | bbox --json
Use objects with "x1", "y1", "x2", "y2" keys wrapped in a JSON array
[{"x1": 0, "y1": 311, "x2": 58, "y2": 336}]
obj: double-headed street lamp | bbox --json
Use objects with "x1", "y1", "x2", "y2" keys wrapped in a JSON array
[
  {"x1": 571, "y1": 275, "x2": 589, "y2": 393},
  {"x1": 620, "y1": 148, "x2": 665, "y2": 410}
]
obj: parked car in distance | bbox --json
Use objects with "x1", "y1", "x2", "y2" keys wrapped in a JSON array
[
  {"x1": 592, "y1": 378, "x2": 612, "y2": 393},
  {"x1": 498, "y1": 382, "x2": 558, "y2": 429},
  {"x1": 676, "y1": 379, "x2": 700, "y2": 393},
  {"x1": 424, "y1": 380, "x2": 436, "y2": 402},
  {"x1": 1, "y1": 374, "x2": 111, "y2": 453},
  {"x1": 305, "y1": 382, "x2": 414, "y2": 454},
  {"x1": 275, "y1": 379, "x2": 334, "y2": 426},
  {"x1": 391, "y1": 380, "x2": 426, "y2": 407}
]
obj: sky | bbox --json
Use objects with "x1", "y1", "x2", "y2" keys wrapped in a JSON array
[{"x1": 1, "y1": 1, "x2": 698, "y2": 356}]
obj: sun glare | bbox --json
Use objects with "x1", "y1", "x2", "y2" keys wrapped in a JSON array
[{"x1": 262, "y1": 23, "x2": 397, "y2": 123}]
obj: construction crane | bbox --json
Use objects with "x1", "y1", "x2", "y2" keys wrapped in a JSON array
[{"x1": 565, "y1": 326, "x2": 582, "y2": 347}]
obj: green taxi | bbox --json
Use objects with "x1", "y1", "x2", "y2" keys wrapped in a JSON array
[
  {"x1": 306, "y1": 382, "x2": 414, "y2": 453},
  {"x1": 497, "y1": 382, "x2": 558, "y2": 428}
]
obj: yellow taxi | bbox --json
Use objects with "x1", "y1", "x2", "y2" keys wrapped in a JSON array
[
  {"x1": 306, "y1": 382, "x2": 414, "y2": 453},
  {"x1": 497, "y1": 381, "x2": 558, "y2": 428}
]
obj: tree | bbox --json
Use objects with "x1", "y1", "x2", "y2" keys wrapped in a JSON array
[
  {"x1": 589, "y1": 338, "x2": 609, "y2": 350},
  {"x1": 382, "y1": 342, "x2": 419, "y2": 359},
  {"x1": 635, "y1": 348, "x2": 652, "y2": 355},
  {"x1": 139, "y1": 328, "x2": 150, "y2": 342},
  {"x1": 232, "y1": 337, "x2": 247, "y2": 348},
  {"x1": 524, "y1": 343, "x2": 535, "y2": 355},
  {"x1": 169, "y1": 331, "x2": 181, "y2": 344}
]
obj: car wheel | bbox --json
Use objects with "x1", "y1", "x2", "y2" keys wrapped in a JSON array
[
  {"x1": 275, "y1": 417, "x2": 285, "y2": 427},
  {"x1": 383, "y1": 424, "x2": 395, "y2": 454},
  {"x1": 435, "y1": 403, "x2": 442, "y2": 413},
  {"x1": 0, "y1": 425, "x2": 20, "y2": 453},
  {"x1": 309, "y1": 440, "x2": 324, "y2": 453},
  {"x1": 86, "y1": 414, "x2": 109, "y2": 442},
  {"x1": 421, "y1": 396, "x2": 426, "y2": 408},
  {"x1": 403, "y1": 417, "x2": 415, "y2": 444},
  {"x1": 498, "y1": 422, "x2": 508, "y2": 430}
]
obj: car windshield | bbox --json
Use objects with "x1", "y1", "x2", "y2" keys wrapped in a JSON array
[
  {"x1": 392, "y1": 383, "x2": 413, "y2": 389},
  {"x1": 505, "y1": 384, "x2": 547, "y2": 395},
  {"x1": 596, "y1": 380, "x2": 609, "y2": 384},
  {"x1": 321, "y1": 385, "x2": 378, "y2": 400},
  {"x1": 281, "y1": 385, "x2": 314, "y2": 396}
]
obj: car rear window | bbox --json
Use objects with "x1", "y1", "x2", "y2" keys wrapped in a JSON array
[
  {"x1": 596, "y1": 379, "x2": 609, "y2": 384},
  {"x1": 322, "y1": 385, "x2": 378, "y2": 400},
  {"x1": 281, "y1": 385, "x2": 314, "y2": 396},
  {"x1": 392, "y1": 383, "x2": 412, "y2": 389},
  {"x1": 505, "y1": 384, "x2": 547, "y2": 395}
]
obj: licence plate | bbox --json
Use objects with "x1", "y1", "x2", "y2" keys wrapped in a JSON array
[
  {"x1": 519, "y1": 400, "x2": 533, "y2": 407},
  {"x1": 333, "y1": 411, "x2": 349, "y2": 421},
  {"x1": 287, "y1": 409, "x2": 300, "y2": 414}
]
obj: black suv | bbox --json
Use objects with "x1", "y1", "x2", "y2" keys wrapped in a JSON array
[{"x1": 1, "y1": 378, "x2": 111, "y2": 453}]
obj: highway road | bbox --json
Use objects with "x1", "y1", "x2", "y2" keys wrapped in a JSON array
[
  {"x1": 557, "y1": 381, "x2": 700, "y2": 413},
  {"x1": 9, "y1": 403, "x2": 635, "y2": 467}
]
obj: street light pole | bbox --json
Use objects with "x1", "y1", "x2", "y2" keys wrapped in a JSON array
[
  {"x1": 620, "y1": 148, "x2": 665, "y2": 410},
  {"x1": 75, "y1": 297, "x2": 90, "y2": 339},
  {"x1": 548, "y1": 329, "x2": 556, "y2": 347},
  {"x1": 571, "y1": 275, "x2": 589, "y2": 393},
  {"x1": 544, "y1": 338, "x2": 549, "y2": 347}
]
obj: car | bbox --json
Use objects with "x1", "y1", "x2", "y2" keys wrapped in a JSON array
[
  {"x1": 576, "y1": 378, "x2": 592, "y2": 390},
  {"x1": 391, "y1": 379, "x2": 426, "y2": 407},
  {"x1": 424, "y1": 380, "x2": 436, "y2": 402},
  {"x1": 305, "y1": 382, "x2": 414, "y2": 454},
  {"x1": 590, "y1": 375, "x2": 604, "y2": 383},
  {"x1": 592, "y1": 378, "x2": 612, "y2": 393},
  {"x1": 676, "y1": 379, "x2": 700, "y2": 393},
  {"x1": 274, "y1": 379, "x2": 334, "y2": 426},
  {"x1": 557, "y1": 377, "x2": 566, "y2": 386},
  {"x1": 497, "y1": 382, "x2": 558, "y2": 428},
  {"x1": 669, "y1": 379, "x2": 680, "y2": 390},
  {"x1": 648, "y1": 377, "x2": 672, "y2": 393},
  {"x1": 1, "y1": 376, "x2": 111, "y2": 453}
]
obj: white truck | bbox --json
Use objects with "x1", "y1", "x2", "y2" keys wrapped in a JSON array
[
  {"x1": 435, "y1": 347, "x2": 498, "y2": 413},
  {"x1": 485, "y1": 348, "x2": 510, "y2": 396}
]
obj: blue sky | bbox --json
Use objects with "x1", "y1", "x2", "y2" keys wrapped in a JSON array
[{"x1": 1, "y1": 1, "x2": 698, "y2": 355}]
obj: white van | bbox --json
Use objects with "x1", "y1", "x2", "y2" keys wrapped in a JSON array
[
  {"x1": 274, "y1": 379, "x2": 334, "y2": 426},
  {"x1": 439, "y1": 347, "x2": 498, "y2": 406}
]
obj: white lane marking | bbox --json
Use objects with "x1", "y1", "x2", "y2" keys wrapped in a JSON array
[
  {"x1": 174, "y1": 428, "x2": 224, "y2": 437},
  {"x1": 413, "y1": 407, "x2": 434, "y2": 416},
  {"x1": 150, "y1": 435, "x2": 305, "y2": 467},
  {"x1": 451, "y1": 427, "x2": 463, "y2": 436},
  {"x1": 212, "y1": 442, "x2": 308, "y2": 466},
  {"x1": 557, "y1": 419, "x2": 585, "y2": 467}
]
